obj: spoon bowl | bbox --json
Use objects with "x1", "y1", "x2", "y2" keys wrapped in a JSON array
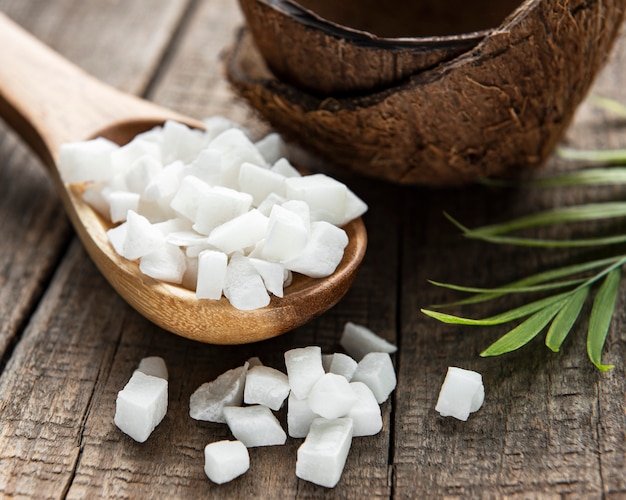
[{"x1": 0, "y1": 14, "x2": 367, "y2": 344}]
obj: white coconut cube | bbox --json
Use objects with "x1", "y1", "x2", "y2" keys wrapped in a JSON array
[
  {"x1": 285, "y1": 173, "x2": 347, "y2": 225},
  {"x1": 284, "y1": 346, "x2": 325, "y2": 400},
  {"x1": 193, "y1": 186, "x2": 253, "y2": 235},
  {"x1": 182, "y1": 256, "x2": 199, "y2": 291},
  {"x1": 238, "y1": 161, "x2": 287, "y2": 206},
  {"x1": 283, "y1": 221, "x2": 348, "y2": 278},
  {"x1": 58, "y1": 137, "x2": 118, "y2": 183},
  {"x1": 124, "y1": 155, "x2": 162, "y2": 194},
  {"x1": 435, "y1": 367, "x2": 484, "y2": 421},
  {"x1": 351, "y1": 352, "x2": 397, "y2": 404},
  {"x1": 243, "y1": 365, "x2": 290, "y2": 411},
  {"x1": 111, "y1": 138, "x2": 161, "y2": 174},
  {"x1": 82, "y1": 182, "x2": 111, "y2": 217},
  {"x1": 296, "y1": 417, "x2": 353, "y2": 488},
  {"x1": 206, "y1": 209, "x2": 268, "y2": 255},
  {"x1": 196, "y1": 250, "x2": 228, "y2": 300},
  {"x1": 207, "y1": 128, "x2": 267, "y2": 188},
  {"x1": 255, "y1": 132, "x2": 287, "y2": 164},
  {"x1": 308, "y1": 373, "x2": 358, "y2": 419},
  {"x1": 170, "y1": 175, "x2": 213, "y2": 222},
  {"x1": 204, "y1": 440, "x2": 250, "y2": 484},
  {"x1": 262, "y1": 204, "x2": 309, "y2": 262},
  {"x1": 118, "y1": 210, "x2": 165, "y2": 260},
  {"x1": 287, "y1": 391, "x2": 319, "y2": 438},
  {"x1": 161, "y1": 120, "x2": 205, "y2": 164},
  {"x1": 249, "y1": 258, "x2": 286, "y2": 297},
  {"x1": 189, "y1": 363, "x2": 248, "y2": 423},
  {"x1": 328, "y1": 353, "x2": 358, "y2": 381},
  {"x1": 223, "y1": 253, "x2": 270, "y2": 310},
  {"x1": 186, "y1": 148, "x2": 222, "y2": 185},
  {"x1": 256, "y1": 192, "x2": 287, "y2": 216},
  {"x1": 271, "y1": 157, "x2": 301, "y2": 178},
  {"x1": 108, "y1": 191, "x2": 140, "y2": 223},
  {"x1": 143, "y1": 160, "x2": 184, "y2": 201},
  {"x1": 136, "y1": 356, "x2": 168, "y2": 380},
  {"x1": 347, "y1": 382, "x2": 383, "y2": 437},
  {"x1": 114, "y1": 371, "x2": 168, "y2": 443},
  {"x1": 223, "y1": 405, "x2": 287, "y2": 447},
  {"x1": 342, "y1": 188, "x2": 368, "y2": 226},
  {"x1": 139, "y1": 243, "x2": 186, "y2": 284},
  {"x1": 106, "y1": 223, "x2": 127, "y2": 257},
  {"x1": 340, "y1": 322, "x2": 398, "y2": 361}
]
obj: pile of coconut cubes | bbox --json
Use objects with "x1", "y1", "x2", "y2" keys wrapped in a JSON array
[
  {"x1": 189, "y1": 321, "x2": 398, "y2": 487},
  {"x1": 114, "y1": 322, "x2": 486, "y2": 488},
  {"x1": 58, "y1": 118, "x2": 367, "y2": 310}
]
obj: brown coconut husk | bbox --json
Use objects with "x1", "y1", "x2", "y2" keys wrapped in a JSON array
[
  {"x1": 226, "y1": 0, "x2": 626, "y2": 186},
  {"x1": 238, "y1": 0, "x2": 506, "y2": 95}
]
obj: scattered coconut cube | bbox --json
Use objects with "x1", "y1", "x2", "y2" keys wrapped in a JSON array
[
  {"x1": 351, "y1": 352, "x2": 397, "y2": 404},
  {"x1": 189, "y1": 363, "x2": 248, "y2": 423},
  {"x1": 284, "y1": 346, "x2": 325, "y2": 400},
  {"x1": 204, "y1": 440, "x2": 250, "y2": 484},
  {"x1": 283, "y1": 221, "x2": 348, "y2": 278},
  {"x1": 223, "y1": 405, "x2": 287, "y2": 447},
  {"x1": 327, "y1": 353, "x2": 358, "y2": 381},
  {"x1": 114, "y1": 371, "x2": 168, "y2": 443},
  {"x1": 347, "y1": 382, "x2": 383, "y2": 437},
  {"x1": 340, "y1": 322, "x2": 398, "y2": 361},
  {"x1": 296, "y1": 417, "x2": 354, "y2": 488},
  {"x1": 307, "y1": 373, "x2": 358, "y2": 419},
  {"x1": 287, "y1": 391, "x2": 319, "y2": 439},
  {"x1": 136, "y1": 356, "x2": 168, "y2": 380},
  {"x1": 435, "y1": 367, "x2": 484, "y2": 421},
  {"x1": 243, "y1": 365, "x2": 291, "y2": 411},
  {"x1": 58, "y1": 137, "x2": 118, "y2": 183}
]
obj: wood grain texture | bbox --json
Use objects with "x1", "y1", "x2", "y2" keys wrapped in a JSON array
[{"x1": 0, "y1": 0, "x2": 624, "y2": 498}]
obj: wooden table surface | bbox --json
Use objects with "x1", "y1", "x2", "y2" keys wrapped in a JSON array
[{"x1": 0, "y1": 1, "x2": 624, "y2": 498}]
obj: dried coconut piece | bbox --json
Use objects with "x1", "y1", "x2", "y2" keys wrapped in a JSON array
[
  {"x1": 238, "y1": 161, "x2": 287, "y2": 206},
  {"x1": 136, "y1": 356, "x2": 168, "y2": 381},
  {"x1": 58, "y1": 137, "x2": 118, "y2": 183},
  {"x1": 262, "y1": 204, "x2": 309, "y2": 263},
  {"x1": 296, "y1": 417, "x2": 353, "y2": 488},
  {"x1": 243, "y1": 365, "x2": 290, "y2": 410},
  {"x1": 284, "y1": 346, "x2": 325, "y2": 399},
  {"x1": 114, "y1": 371, "x2": 168, "y2": 443},
  {"x1": 223, "y1": 253, "x2": 270, "y2": 310},
  {"x1": 307, "y1": 373, "x2": 358, "y2": 419},
  {"x1": 340, "y1": 322, "x2": 397, "y2": 361},
  {"x1": 283, "y1": 221, "x2": 348, "y2": 278},
  {"x1": 139, "y1": 243, "x2": 186, "y2": 284},
  {"x1": 327, "y1": 353, "x2": 358, "y2": 381},
  {"x1": 287, "y1": 391, "x2": 319, "y2": 438},
  {"x1": 255, "y1": 132, "x2": 287, "y2": 164},
  {"x1": 189, "y1": 362, "x2": 248, "y2": 423},
  {"x1": 351, "y1": 352, "x2": 397, "y2": 404},
  {"x1": 196, "y1": 250, "x2": 228, "y2": 300},
  {"x1": 223, "y1": 405, "x2": 287, "y2": 447},
  {"x1": 193, "y1": 186, "x2": 253, "y2": 235},
  {"x1": 435, "y1": 367, "x2": 484, "y2": 421},
  {"x1": 347, "y1": 382, "x2": 382, "y2": 437},
  {"x1": 249, "y1": 258, "x2": 285, "y2": 297},
  {"x1": 206, "y1": 209, "x2": 269, "y2": 255},
  {"x1": 204, "y1": 440, "x2": 250, "y2": 484}
]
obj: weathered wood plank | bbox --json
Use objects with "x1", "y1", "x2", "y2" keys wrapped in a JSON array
[{"x1": 393, "y1": 25, "x2": 626, "y2": 498}]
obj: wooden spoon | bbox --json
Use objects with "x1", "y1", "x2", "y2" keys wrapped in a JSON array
[{"x1": 0, "y1": 13, "x2": 367, "y2": 344}]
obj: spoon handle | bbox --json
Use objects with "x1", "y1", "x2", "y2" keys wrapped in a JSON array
[{"x1": 0, "y1": 13, "x2": 186, "y2": 169}]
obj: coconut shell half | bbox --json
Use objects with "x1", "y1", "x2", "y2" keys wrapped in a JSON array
[
  {"x1": 238, "y1": 0, "x2": 494, "y2": 95},
  {"x1": 227, "y1": 0, "x2": 626, "y2": 186}
]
